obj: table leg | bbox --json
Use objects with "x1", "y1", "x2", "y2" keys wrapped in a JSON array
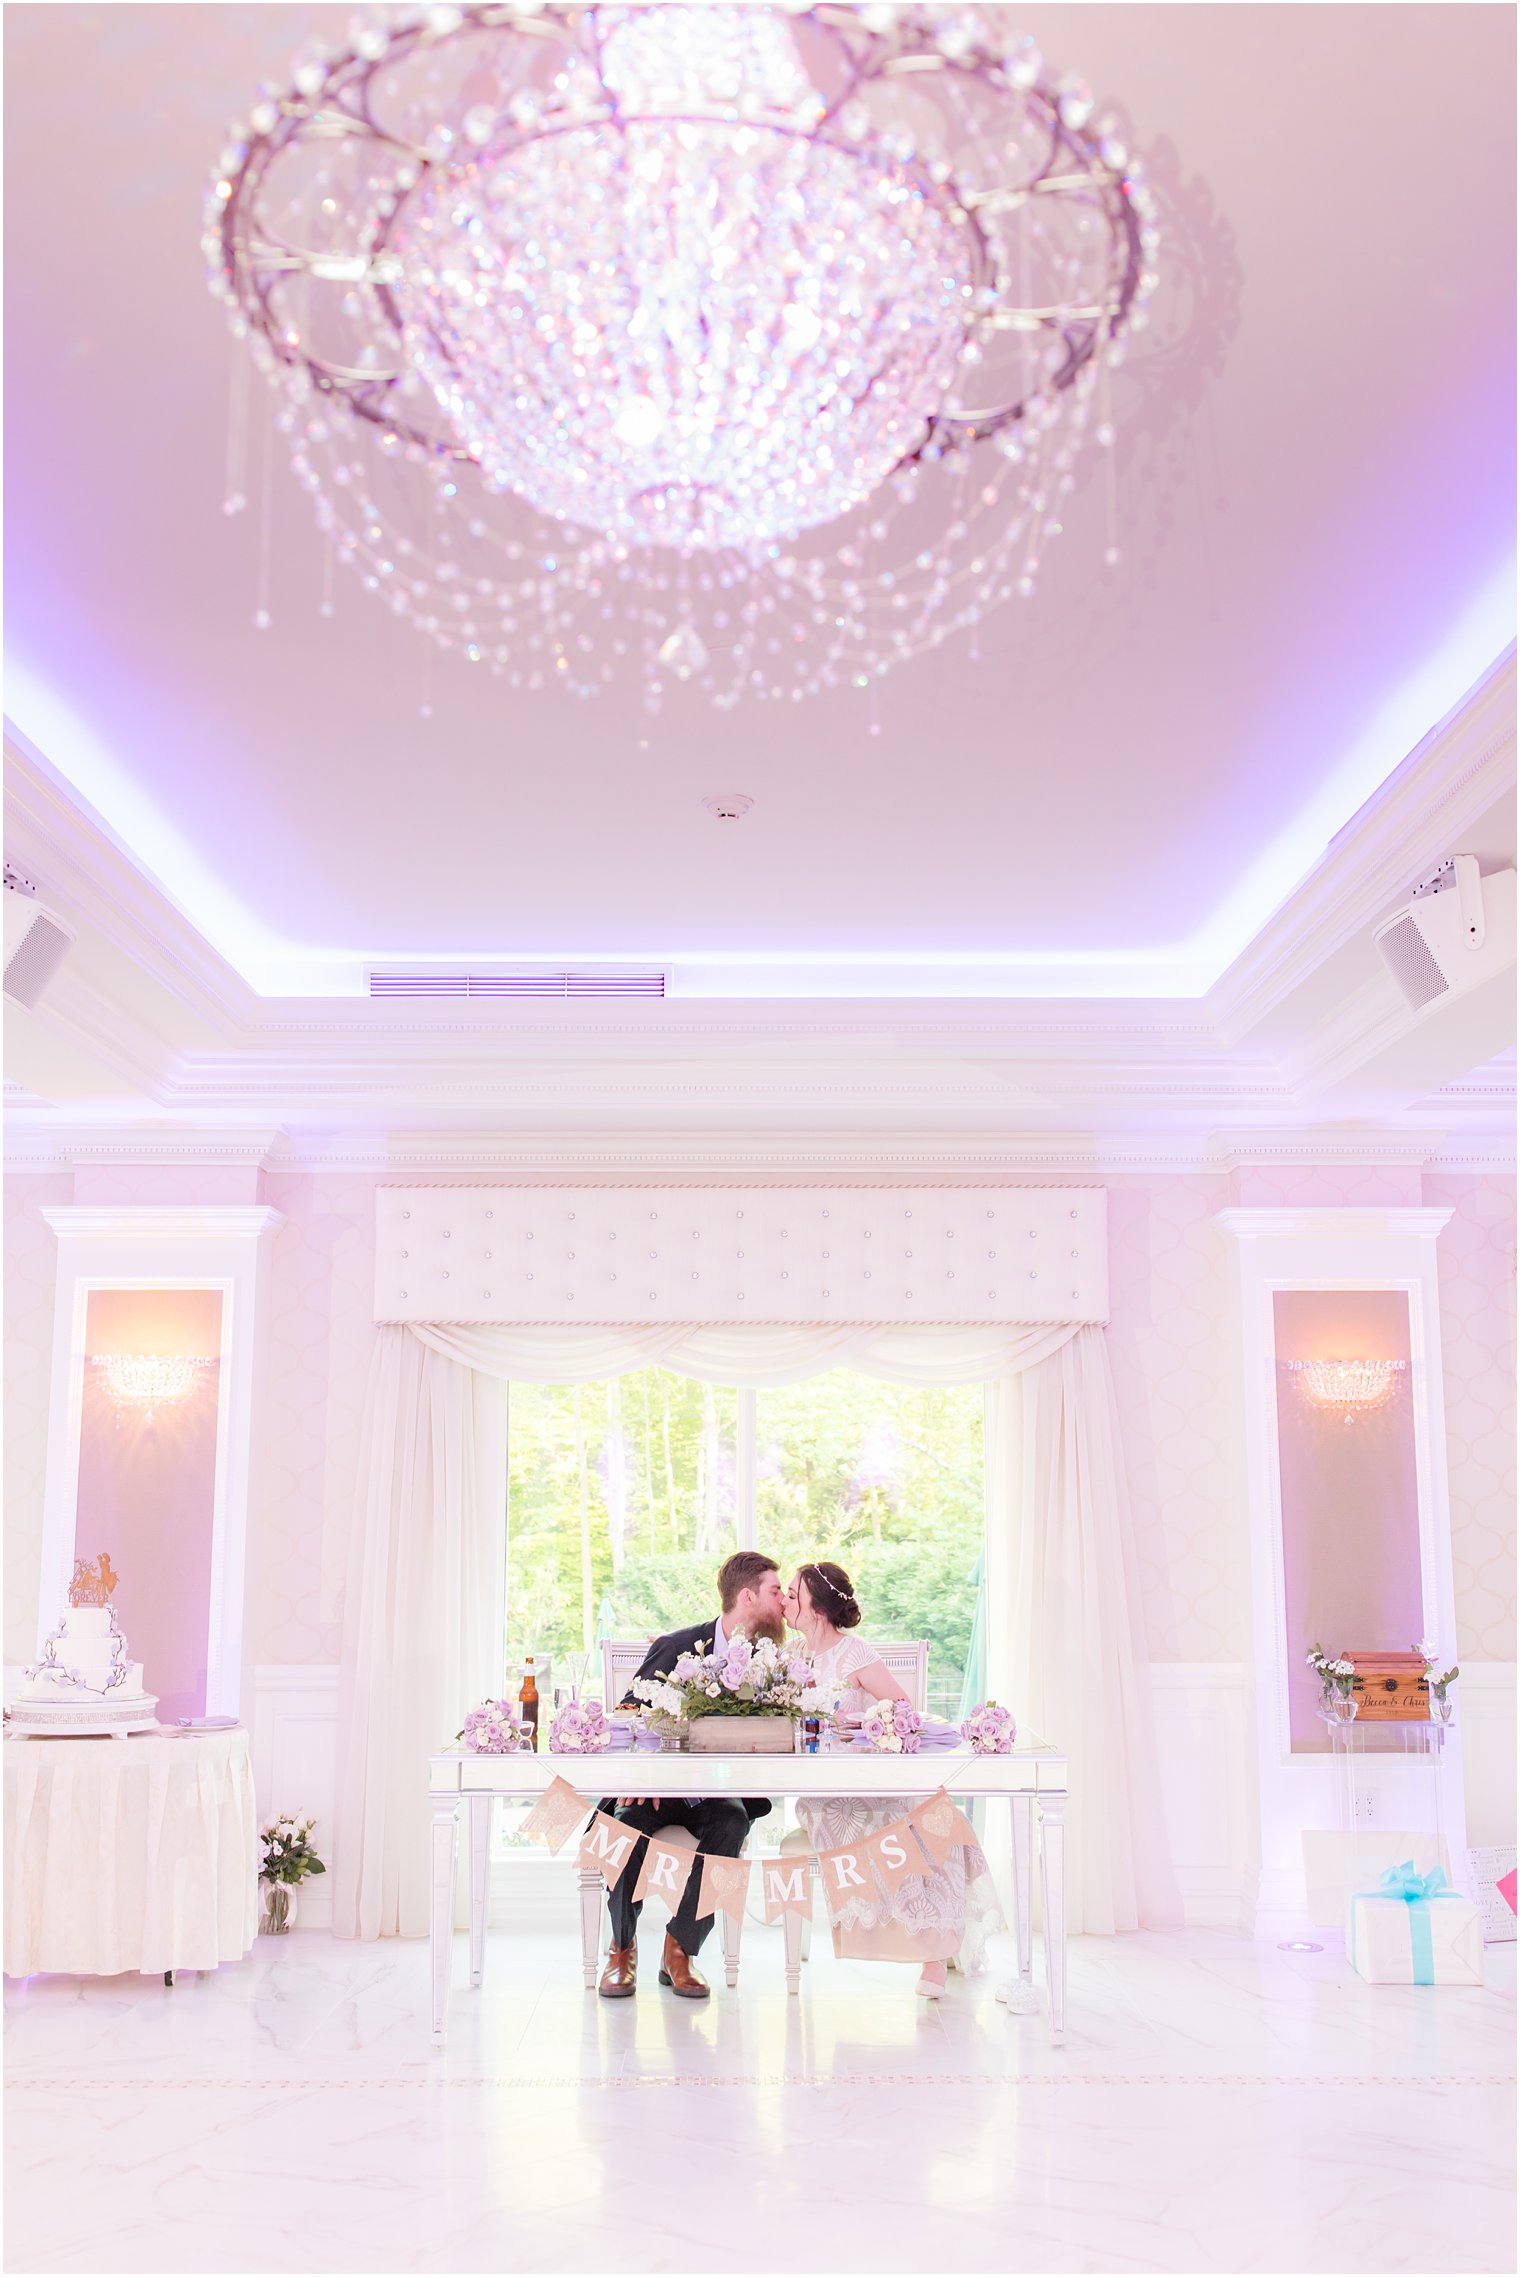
[
  {"x1": 468, "y1": 1795, "x2": 492, "y2": 1989},
  {"x1": 1011, "y1": 1794, "x2": 1034, "y2": 1991},
  {"x1": 578, "y1": 1865, "x2": 603, "y2": 1989},
  {"x1": 783, "y1": 1903, "x2": 804, "y2": 1997},
  {"x1": 430, "y1": 1800, "x2": 459, "y2": 2043},
  {"x1": 1037, "y1": 1795, "x2": 1067, "y2": 2043}
]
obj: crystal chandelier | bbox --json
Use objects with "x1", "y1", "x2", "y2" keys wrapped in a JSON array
[
  {"x1": 1286, "y1": 1358, "x2": 1408, "y2": 1427},
  {"x1": 206, "y1": 4, "x2": 1158, "y2": 707}
]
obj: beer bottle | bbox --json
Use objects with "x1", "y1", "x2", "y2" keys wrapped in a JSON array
[{"x1": 518, "y1": 1657, "x2": 540, "y2": 1750}]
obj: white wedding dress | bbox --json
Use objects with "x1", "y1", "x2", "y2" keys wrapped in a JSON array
[{"x1": 795, "y1": 1635, "x2": 1002, "y2": 1970}]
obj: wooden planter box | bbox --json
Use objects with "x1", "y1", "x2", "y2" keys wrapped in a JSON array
[{"x1": 684, "y1": 1717, "x2": 797, "y2": 1754}]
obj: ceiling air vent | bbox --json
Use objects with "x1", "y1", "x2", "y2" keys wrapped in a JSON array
[{"x1": 368, "y1": 970, "x2": 666, "y2": 999}]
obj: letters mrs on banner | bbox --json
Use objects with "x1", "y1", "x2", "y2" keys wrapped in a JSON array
[{"x1": 520, "y1": 1775, "x2": 980, "y2": 1909}]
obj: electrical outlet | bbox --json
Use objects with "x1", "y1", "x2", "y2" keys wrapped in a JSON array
[{"x1": 1351, "y1": 1791, "x2": 1379, "y2": 1824}]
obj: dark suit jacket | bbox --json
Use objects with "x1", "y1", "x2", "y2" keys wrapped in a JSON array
[{"x1": 601, "y1": 1617, "x2": 772, "y2": 1822}]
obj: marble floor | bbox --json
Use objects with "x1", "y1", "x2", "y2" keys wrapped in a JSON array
[{"x1": 5, "y1": 1886, "x2": 1515, "y2": 2276}]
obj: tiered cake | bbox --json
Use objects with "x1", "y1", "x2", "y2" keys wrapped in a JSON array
[{"x1": 10, "y1": 1554, "x2": 158, "y2": 1737}]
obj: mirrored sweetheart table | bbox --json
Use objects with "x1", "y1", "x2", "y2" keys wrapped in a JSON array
[{"x1": 427, "y1": 1737, "x2": 1070, "y2": 2043}]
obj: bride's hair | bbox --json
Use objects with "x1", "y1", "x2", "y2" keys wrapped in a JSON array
[{"x1": 799, "y1": 1560, "x2": 861, "y2": 1631}]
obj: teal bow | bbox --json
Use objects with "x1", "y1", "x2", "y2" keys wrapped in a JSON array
[
  {"x1": 1351, "y1": 1860, "x2": 1457, "y2": 1982},
  {"x1": 1378, "y1": 1860, "x2": 1449, "y2": 1903}
]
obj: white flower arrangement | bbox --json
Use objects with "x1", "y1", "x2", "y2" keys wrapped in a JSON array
[
  {"x1": 630, "y1": 1634, "x2": 815, "y2": 1729},
  {"x1": 1305, "y1": 1643, "x2": 1357, "y2": 1703},
  {"x1": 260, "y1": 1814, "x2": 325, "y2": 1887},
  {"x1": 1414, "y1": 1642, "x2": 1459, "y2": 1701}
]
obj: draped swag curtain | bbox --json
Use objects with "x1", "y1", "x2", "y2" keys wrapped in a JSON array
[{"x1": 333, "y1": 1320, "x2": 1177, "y2": 1941}]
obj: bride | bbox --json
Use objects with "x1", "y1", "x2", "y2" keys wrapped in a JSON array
[{"x1": 785, "y1": 1560, "x2": 1001, "y2": 1998}]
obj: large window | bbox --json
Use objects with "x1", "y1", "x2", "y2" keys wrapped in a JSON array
[{"x1": 505, "y1": 1369, "x2": 984, "y2": 1717}]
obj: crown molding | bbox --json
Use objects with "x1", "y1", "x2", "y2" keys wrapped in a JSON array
[
  {"x1": 6, "y1": 1121, "x2": 1513, "y2": 1181},
  {"x1": 40, "y1": 1204, "x2": 284, "y2": 1242},
  {"x1": 1215, "y1": 1205, "x2": 1455, "y2": 1243},
  {"x1": 1206, "y1": 649, "x2": 1516, "y2": 1046}
]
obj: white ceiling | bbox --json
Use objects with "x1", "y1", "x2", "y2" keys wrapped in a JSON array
[{"x1": 4, "y1": 2, "x2": 1515, "y2": 1005}]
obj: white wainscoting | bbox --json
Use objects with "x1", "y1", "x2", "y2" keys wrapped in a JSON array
[
  {"x1": 251, "y1": 1665, "x2": 340, "y2": 1929},
  {"x1": 250, "y1": 1662, "x2": 1259, "y2": 1936},
  {"x1": 1149, "y1": 1664, "x2": 1251, "y2": 1927},
  {"x1": 1459, "y1": 1662, "x2": 1517, "y2": 1848}
]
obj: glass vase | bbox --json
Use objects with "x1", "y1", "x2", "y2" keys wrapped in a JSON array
[
  {"x1": 1429, "y1": 1693, "x2": 1454, "y2": 1726},
  {"x1": 260, "y1": 1879, "x2": 298, "y2": 1934}
]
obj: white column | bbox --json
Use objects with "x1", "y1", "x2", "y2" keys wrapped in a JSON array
[
  {"x1": 1216, "y1": 1206, "x2": 1465, "y2": 1933},
  {"x1": 38, "y1": 1205, "x2": 283, "y2": 1719}
]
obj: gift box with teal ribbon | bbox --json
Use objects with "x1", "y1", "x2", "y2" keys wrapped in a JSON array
[{"x1": 1347, "y1": 1860, "x2": 1483, "y2": 1985}]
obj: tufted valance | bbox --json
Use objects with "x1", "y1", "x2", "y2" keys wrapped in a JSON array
[{"x1": 373, "y1": 1185, "x2": 1108, "y2": 1327}]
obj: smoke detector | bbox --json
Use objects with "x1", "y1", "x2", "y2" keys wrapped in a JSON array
[{"x1": 703, "y1": 794, "x2": 753, "y2": 822}]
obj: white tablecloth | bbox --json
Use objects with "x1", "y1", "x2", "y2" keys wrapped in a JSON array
[{"x1": 4, "y1": 1728, "x2": 259, "y2": 1976}]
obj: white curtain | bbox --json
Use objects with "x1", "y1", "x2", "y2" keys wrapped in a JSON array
[
  {"x1": 332, "y1": 1330, "x2": 506, "y2": 1940},
  {"x1": 334, "y1": 1317, "x2": 1175, "y2": 1938},
  {"x1": 987, "y1": 1331, "x2": 1179, "y2": 1933}
]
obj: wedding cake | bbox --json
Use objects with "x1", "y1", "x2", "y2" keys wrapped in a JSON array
[{"x1": 10, "y1": 1555, "x2": 158, "y2": 1737}]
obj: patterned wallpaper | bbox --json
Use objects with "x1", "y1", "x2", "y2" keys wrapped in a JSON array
[
  {"x1": 3, "y1": 1173, "x2": 71, "y2": 1665},
  {"x1": 1105, "y1": 1175, "x2": 1243, "y2": 1661},
  {"x1": 1425, "y1": 1174, "x2": 1517, "y2": 1662},
  {"x1": 3, "y1": 1164, "x2": 1513, "y2": 1670}
]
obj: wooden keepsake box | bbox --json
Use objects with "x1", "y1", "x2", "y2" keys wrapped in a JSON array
[{"x1": 1349, "y1": 1652, "x2": 1430, "y2": 1721}]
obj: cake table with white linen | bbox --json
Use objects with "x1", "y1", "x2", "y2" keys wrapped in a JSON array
[
  {"x1": 3, "y1": 1727, "x2": 259, "y2": 1979},
  {"x1": 427, "y1": 1736, "x2": 1069, "y2": 2043}
]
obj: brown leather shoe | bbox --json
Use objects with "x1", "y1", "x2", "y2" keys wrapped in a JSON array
[
  {"x1": 598, "y1": 1943, "x2": 637, "y2": 1999},
  {"x1": 658, "y1": 1934, "x2": 710, "y2": 1999}
]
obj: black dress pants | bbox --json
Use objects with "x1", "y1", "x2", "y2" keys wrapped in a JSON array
[{"x1": 605, "y1": 1797, "x2": 750, "y2": 1956}]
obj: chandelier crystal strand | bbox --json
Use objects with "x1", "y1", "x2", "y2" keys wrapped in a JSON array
[{"x1": 207, "y1": 4, "x2": 1156, "y2": 708}]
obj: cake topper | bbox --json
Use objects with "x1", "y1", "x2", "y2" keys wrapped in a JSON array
[{"x1": 69, "y1": 1552, "x2": 119, "y2": 1607}]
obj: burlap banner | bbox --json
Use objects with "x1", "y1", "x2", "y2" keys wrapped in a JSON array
[
  {"x1": 760, "y1": 1856, "x2": 813, "y2": 1923},
  {"x1": 865, "y1": 1819, "x2": 928, "y2": 1899},
  {"x1": 632, "y1": 1832, "x2": 697, "y2": 1910},
  {"x1": 909, "y1": 1788, "x2": 978, "y2": 1869},
  {"x1": 527, "y1": 1779, "x2": 976, "y2": 1912},
  {"x1": 520, "y1": 1774, "x2": 592, "y2": 1855},
  {"x1": 579, "y1": 1809, "x2": 641, "y2": 1891},
  {"x1": 696, "y1": 1854, "x2": 752, "y2": 1924}
]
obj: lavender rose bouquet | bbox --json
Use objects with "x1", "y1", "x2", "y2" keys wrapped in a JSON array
[
  {"x1": 858, "y1": 1698, "x2": 923, "y2": 1754},
  {"x1": 549, "y1": 1698, "x2": 613, "y2": 1753},
  {"x1": 458, "y1": 1698, "x2": 530, "y2": 1754},
  {"x1": 961, "y1": 1700, "x2": 1018, "y2": 1754}
]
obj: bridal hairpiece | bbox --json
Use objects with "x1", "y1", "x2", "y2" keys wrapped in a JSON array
[{"x1": 805, "y1": 1562, "x2": 857, "y2": 1611}]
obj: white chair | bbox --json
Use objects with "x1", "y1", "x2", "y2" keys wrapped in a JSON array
[{"x1": 577, "y1": 1636, "x2": 745, "y2": 1989}]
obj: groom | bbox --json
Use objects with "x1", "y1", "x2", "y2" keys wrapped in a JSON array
[{"x1": 598, "y1": 1549, "x2": 784, "y2": 2002}]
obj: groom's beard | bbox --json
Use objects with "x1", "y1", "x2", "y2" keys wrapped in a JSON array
[{"x1": 745, "y1": 1611, "x2": 785, "y2": 1647}]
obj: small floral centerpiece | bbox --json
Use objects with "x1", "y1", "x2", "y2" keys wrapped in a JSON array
[
  {"x1": 1415, "y1": 1639, "x2": 1460, "y2": 1722},
  {"x1": 1306, "y1": 1643, "x2": 1358, "y2": 1723},
  {"x1": 961, "y1": 1700, "x2": 1018, "y2": 1754},
  {"x1": 631, "y1": 1635, "x2": 815, "y2": 1753},
  {"x1": 458, "y1": 1697, "x2": 530, "y2": 1754},
  {"x1": 549, "y1": 1697, "x2": 614, "y2": 1753},
  {"x1": 259, "y1": 1814, "x2": 325, "y2": 1935},
  {"x1": 858, "y1": 1698, "x2": 923, "y2": 1754}
]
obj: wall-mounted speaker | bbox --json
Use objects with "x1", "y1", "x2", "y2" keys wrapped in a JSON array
[
  {"x1": 1372, "y1": 858, "x2": 1515, "y2": 1014},
  {"x1": 3, "y1": 878, "x2": 76, "y2": 1010}
]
